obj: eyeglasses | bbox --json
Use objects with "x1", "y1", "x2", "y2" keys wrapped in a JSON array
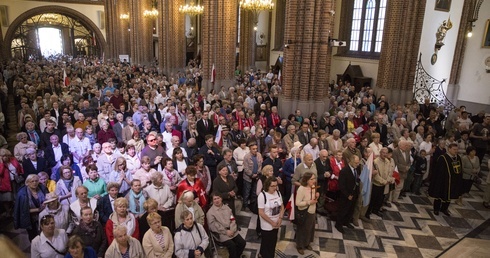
[
  {"x1": 148, "y1": 138, "x2": 156, "y2": 142},
  {"x1": 270, "y1": 184, "x2": 278, "y2": 187}
]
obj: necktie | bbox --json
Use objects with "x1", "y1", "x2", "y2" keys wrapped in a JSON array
[{"x1": 204, "y1": 120, "x2": 208, "y2": 129}]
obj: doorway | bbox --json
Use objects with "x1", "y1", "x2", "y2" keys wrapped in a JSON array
[{"x1": 38, "y1": 27, "x2": 63, "y2": 57}]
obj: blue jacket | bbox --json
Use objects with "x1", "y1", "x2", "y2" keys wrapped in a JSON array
[
  {"x1": 282, "y1": 158, "x2": 301, "y2": 182},
  {"x1": 14, "y1": 184, "x2": 48, "y2": 230},
  {"x1": 64, "y1": 247, "x2": 97, "y2": 258}
]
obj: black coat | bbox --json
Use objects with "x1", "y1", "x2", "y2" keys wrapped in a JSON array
[
  {"x1": 338, "y1": 165, "x2": 359, "y2": 198},
  {"x1": 22, "y1": 157, "x2": 48, "y2": 176},
  {"x1": 196, "y1": 119, "x2": 215, "y2": 147},
  {"x1": 428, "y1": 154, "x2": 463, "y2": 200},
  {"x1": 44, "y1": 142, "x2": 70, "y2": 169},
  {"x1": 39, "y1": 129, "x2": 61, "y2": 150},
  {"x1": 375, "y1": 123, "x2": 388, "y2": 145},
  {"x1": 96, "y1": 194, "x2": 122, "y2": 225},
  {"x1": 315, "y1": 157, "x2": 332, "y2": 192}
]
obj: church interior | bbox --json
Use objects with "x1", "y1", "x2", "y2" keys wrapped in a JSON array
[{"x1": 0, "y1": 0, "x2": 490, "y2": 257}]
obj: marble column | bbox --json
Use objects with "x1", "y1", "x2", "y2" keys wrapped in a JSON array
[
  {"x1": 279, "y1": 0, "x2": 335, "y2": 117},
  {"x1": 201, "y1": 0, "x2": 238, "y2": 92},
  {"x1": 158, "y1": 0, "x2": 186, "y2": 75}
]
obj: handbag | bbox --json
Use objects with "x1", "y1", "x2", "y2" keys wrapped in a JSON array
[
  {"x1": 293, "y1": 189, "x2": 311, "y2": 225},
  {"x1": 8, "y1": 169, "x2": 24, "y2": 184}
]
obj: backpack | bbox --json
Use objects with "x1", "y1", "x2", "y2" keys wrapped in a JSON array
[{"x1": 249, "y1": 190, "x2": 281, "y2": 214}]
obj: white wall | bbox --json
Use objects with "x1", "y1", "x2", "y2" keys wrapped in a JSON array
[
  {"x1": 0, "y1": 0, "x2": 105, "y2": 39},
  {"x1": 457, "y1": 0, "x2": 490, "y2": 105},
  {"x1": 417, "y1": 0, "x2": 464, "y2": 92}
]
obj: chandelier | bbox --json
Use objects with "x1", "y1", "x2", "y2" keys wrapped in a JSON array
[
  {"x1": 143, "y1": 0, "x2": 159, "y2": 19},
  {"x1": 119, "y1": 13, "x2": 129, "y2": 20},
  {"x1": 179, "y1": 2, "x2": 204, "y2": 16},
  {"x1": 239, "y1": 0, "x2": 274, "y2": 13}
]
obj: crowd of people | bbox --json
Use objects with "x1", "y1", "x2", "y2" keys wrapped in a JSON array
[{"x1": 0, "y1": 55, "x2": 489, "y2": 258}]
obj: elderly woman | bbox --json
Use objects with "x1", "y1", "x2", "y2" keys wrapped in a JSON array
[
  {"x1": 72, "y1": 207, "x2": 107, "y2": 257},
  {"x1": 97, "y1": 120, "x2": 116, "y2": 144},
  {"x1": 82, "y1": 164, "x2": 107, "y2": 200},
  {"x1": 56, "y1": 165, "x2": 83, "y2": 206},
  {"x1": 174, "y1": 210, "x2": 209, "y2": 258},
  {"x1": 194, "y1": 154, "x2": 212, "y2": 195},
  {"x1": 207, "y1": 193, "x2": 246, "y2": 258},
  {"x1": 38, "y1": 171, "x2": 56, "y2": 193},
  {"x1": 295, "y1": 172, "x2": 319, "y2": 255},
  {"x1": 213, "y1": 163, "x2": 239, "y2": 216},
  {"x1": 174, "y1": 190, "x2": 205, "y2": 227},
  {"x1": 31, "y1": 215, "x2": 68, "y2": 258},
  {"x1": 13, "y1": 174, "x2": 48, "y2": 240},
  {"x1": 125, "y1": 144, "x2": 141, "y2": 175},
  {"x1": 105, "y1": 197, "x2": 140, "y2": 245},
  {"x1": 52, "y1": 153, "x2": 83, "y2": 182},
  {"x1": 110, "y1": 157, "x2": 133, "y2": 195},
  {"x1": 145, "y1": 171, "x2": 174, "y2": 210},
  {"x1": 161, "y1": 157, "x2": 182, "y2": 192},
  {"x1": 65, "y1": 235, "x2": 98, "y2": 258},
  {"x1": 368, "y1": 133, "x2": 383, "y2": 158},
  {"x1": 1, "y1": 149, "x2": 25, "y2": 209},
  {"x1": 22, "y1": 147, "x2": 47, "y2": 177},
  {"x1": 105, "y1": 225, "x2": 145, "y2": 258},
  {"x1": 39, "y1": 192, "x2": 72, "y2": 233},
  {"x1": 142, "y1": 212, "x2": 174, "y2": 258},
  {"x1": 14, "y1": 132, "x2": 34, "y2": 161},
  {"x1": 91, "y1": 143, "x2": 102, "y2": 162},
  {"x1": 127, "y1": 130, "x2": 145, "y2": 154},
  {"x1": 134, "y1": 156, "x2": 157, "y2": 188},
  {"x1": 139, "y1": 198, "x2": 176, "y2": 238},
  {"x1": 460, "y1": 146, "x2": 481, "y2": 205},
  {"x1": 69, "y1": 186, "x2": 98, "y2": 225},
  {"x1": 176, "y1": 165, "x2": 208, "y2": 209}
]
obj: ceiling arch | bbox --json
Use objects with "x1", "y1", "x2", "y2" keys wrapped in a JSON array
[{"x1": 3, "y1": 5, "x2": 106, "y2": 59}]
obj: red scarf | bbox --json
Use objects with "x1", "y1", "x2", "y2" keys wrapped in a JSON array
[
  {"x1": 271, "y1": 113, "x2": 280, "y2": 127},
  {"x1": 260, "y1": 116, "x2": 268, "y2": 128}
]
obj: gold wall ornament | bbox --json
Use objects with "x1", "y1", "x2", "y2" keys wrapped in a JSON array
[{"x1": 435, "y1": 17, "x2": 453, "y2": 50}]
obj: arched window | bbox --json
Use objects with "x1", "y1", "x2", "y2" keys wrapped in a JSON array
[{"x1": 338, "y1": 0, "x2": 387, "y2": 58}]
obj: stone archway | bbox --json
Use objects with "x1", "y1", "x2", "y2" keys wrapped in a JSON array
[{"x1": 3, "y1": 5, "x2": 106, "y2": 60}]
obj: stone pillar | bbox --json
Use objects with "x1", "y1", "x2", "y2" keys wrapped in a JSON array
[
  {"x1": 279, "y1": 0, "x2": 335, "y2": 117},
  {"x1": 158, "y1": 0, "x2": 186, "y2": 75},
  {"x1": 238, "y1": 10, "x2": 254, "y2": 72},
  {"x1": 201, "y1": 0, "x2": 238, "y2": 92},
  {"x1": 0, "y1": 25, "x2": 4, "y2": 63},
  {"x1": 128, "y1": 0, "x2": 154, "y2": 65},
  {"x1": 376, "y1": 0, "x2": 426, "y2": 105},
  {"x1": 116, "y1": 0, "x2": 131, "y2": 58},
  {"x1": 104, "y1": 0, "x2": 120, "y2": 59}
]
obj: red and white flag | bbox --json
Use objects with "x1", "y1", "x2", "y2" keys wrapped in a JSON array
[
  {"x1": 278, "y1": 69, "x2": 282, "y2": 85},
  {"x1": 210, "y1": 63, "x2": 216, "y2": 83},
  {"x1": 63, "y1": 68, "x2": 69, "y2": 86}
]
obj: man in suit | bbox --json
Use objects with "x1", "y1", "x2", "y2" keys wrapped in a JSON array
[
  {"x1": 97, "y1": 182, "x2": 122, "y2": 225},
  {"x1": 391, "y1": 140, "x2": 412, "y2": 204},
  {"x1": 335, "y1": 155, "x2": 360, "y2": 233},
  {"x1": 112, "y1": 113, "x2": 126, "y2": 143},
  {"x1": 196, "y1": 110, "x2": 215, "y2": 147},
  {"x1": 44, "y1": 134, "x2": 70, "y2": 176},
  {"x1": 315, "y1": 149, "x2": 331, "y2": 214},
  {"x1": 297, "y1": 122, "x2": 312, "y2": 146},
  {"x1": 375, "y1": 114, "x2": 388, "y2": 146}
]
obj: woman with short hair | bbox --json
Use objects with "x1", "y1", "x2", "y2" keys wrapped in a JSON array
[
  {"x1": 109, "y1": 157, "x2": 133, "y2": 195},
  {"x1": 14, "y1": 132, "x2": 34, "y2": 161},
  {"x1": 174, "y1": 210, "x2": 209, "y2": 258},
  {"x1": 55, "y1": 165, "x2": 82, "y2": 205},
  {"x1": 142, "y1": 212, "x2": 174, "y2": 258},
  {"x1": 64, "y1": 235, "x2": 98, "y2": 258},
  {"x1": 72, "y1": 206, "x2": 107, "y2": 257},
  {"x1": 258, "y1": 176, "x2": 284, "y2": 258},
  {"x1": 105, "y1": 197, "x2": 139, "y2": 245},
  {"x1": 30, "y1": 214, "x2": 68, "y2": 258}
]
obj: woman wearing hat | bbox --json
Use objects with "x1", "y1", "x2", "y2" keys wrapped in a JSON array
[{"x1": 38, "y1": 192, "x2": 72, "y2": 233}]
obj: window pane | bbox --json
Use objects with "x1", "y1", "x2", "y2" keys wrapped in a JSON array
[
  {"x1": 375, "y1": 0, "x2": 387, "y2": 52},
  {"x1": 350, "y1": 0, "x2": 363, "y2": 51},
  {"x1": 362, "y1": 0, "x2": 375, "y2": 52}
]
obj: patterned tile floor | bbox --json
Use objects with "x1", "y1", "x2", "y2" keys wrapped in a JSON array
[{"x1": 1, "y1": 156, "x2": 490, "y2": 257}]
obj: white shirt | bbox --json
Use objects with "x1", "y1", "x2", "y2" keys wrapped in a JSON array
[
  {"x1": 52, "y1": 144, "x2": 63, "y2": 164},
  {"x1": 258, "y1": 191, "x2": 282, "y2": 231},
  {"x1": 70, "y1": 137, "x2": 92, "y2": 164},
  {"x1": 31, "y1": 229, "x2": 68, "y2": 258}
]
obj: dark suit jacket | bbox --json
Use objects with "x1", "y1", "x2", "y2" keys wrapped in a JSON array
[
  {"x1": 97, "y1": 194, "x2": 122, "y2": 225},
  {"x1": 39, "y1": 129, "x2": 61, "y2": 150},
  {"x1": 112, "y1": 121, "x2": 126, "y2": 143},
  {"x1": 375, "y1": 123, "x2": 388, "y2": 145},
  {"x1": 22, "y1": 157, "x2": 48, "y2": 176},
  {"x1": 297, "y1": 131, "x2": 312, "y2": 146},
  {"x1": 338, "y1": 165, "x2": 359, "y2": 198},
  {"x1": 196, "y1": 119, "x2": 215, "y2": 147},
  {"x1": 315, "y1": 157, "x2": 332, "y2": 192},
  {"x1": 44, "y1": 142, "x2": 70, "y2": 169}
]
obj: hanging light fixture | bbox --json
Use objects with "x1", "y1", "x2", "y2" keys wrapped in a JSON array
[
  {"x1": 179, "y1": 1, "x2": 204, "y2": 16},
  {"x1": 119, "y1": 13, "x2": 130, "y2": 20},
  {"x1": 239, "y1": 0, "x2": 274, "y2": 30},
  {"x1": 466, "y1": 0, "x2": 483, "y2": 38},
  {"x1": 144, "y1": 0, "x2": 159, "y2": 19}
]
